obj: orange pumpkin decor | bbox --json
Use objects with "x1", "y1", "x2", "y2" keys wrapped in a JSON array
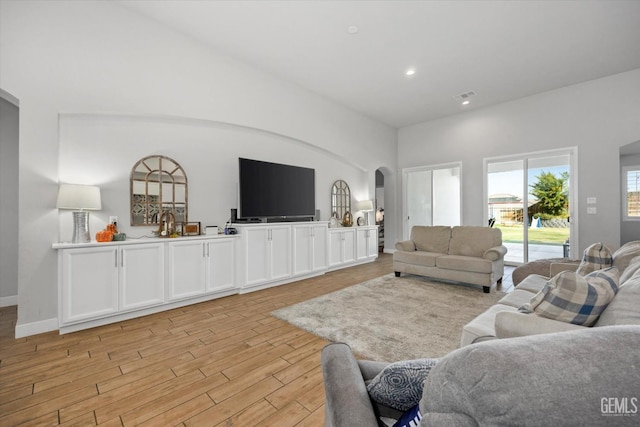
[{"x1": 96, "y1": 229, "x2": 113, "y2": 242}]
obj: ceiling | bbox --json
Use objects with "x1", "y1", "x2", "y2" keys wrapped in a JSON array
[{"x1": 117, "y1": 0, "x2": 640, "y2": 128}]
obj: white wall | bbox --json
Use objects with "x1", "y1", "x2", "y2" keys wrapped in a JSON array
[
  {"x1": 0, "y1": 94, "x2": 19, "y2": 306},
  {"x1": 0, "y1": 0, "x2": 397, "y2": 336},
  {"x1": 399, "y1": 69, "x2": 640, "y2": 253},
  {"x1": 58, "y1": 114, "x2": 370, "y2": 240}
]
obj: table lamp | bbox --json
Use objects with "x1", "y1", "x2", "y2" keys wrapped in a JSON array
[
  {"x1": 57, "y1": 184, "x2": 102, "y2": 243},
  {"x1": 356, "y1": 199, "x2": 374, "y2": 225}
]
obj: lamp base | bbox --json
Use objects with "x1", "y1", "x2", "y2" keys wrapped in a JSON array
[
  {"x1": 365, "y1": 211, "x2": 374, "y2": 226},
  {"x1": 72, "y1": 211, "x2": 91, "y2": 243}
]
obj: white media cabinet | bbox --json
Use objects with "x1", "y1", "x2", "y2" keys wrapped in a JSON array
[{"x1": 53, "y1": 222, "x2": 378, "y2": 333}]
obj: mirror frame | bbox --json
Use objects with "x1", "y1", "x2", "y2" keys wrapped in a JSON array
[
  {"x1": 331, "y1": 180, "x2": 351, "y2": 221},
  {"x1": 130, "y1": 155, "x2": 188, "y2": 226}
]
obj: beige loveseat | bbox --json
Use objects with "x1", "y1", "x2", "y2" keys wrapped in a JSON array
[
  {"x1": 461, "y1": 241, "x2": 640, "y2": 346},
  {"x1": 394, "y1": 226, "x2": 507, "y2": 293}
]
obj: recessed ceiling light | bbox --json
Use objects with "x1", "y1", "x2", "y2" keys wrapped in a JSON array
[
  {"x1": 462, "y1": 100, "x2": 470, "y2": 105},
  {"x1": 347, "y1": 25, "x2": 359, "y2": 34},
  {"x1": 406, "y1": 68, "x2": 416, "y2": 77}
]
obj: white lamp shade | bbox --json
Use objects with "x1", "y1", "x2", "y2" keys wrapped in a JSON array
[
  {"x1": 57, "y1": 184, "x2": 102, "y2": 210},
  {"x1": 356, "y1": 199, "x2": 374, "y2": 211}
]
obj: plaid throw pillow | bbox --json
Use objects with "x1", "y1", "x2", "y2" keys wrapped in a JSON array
[
  {"x1": 576, "y1": 242, "x2": 612, "y2": 276},
  {"x1": 519, "y1": 267, "x2": 619, "y2": 326}
]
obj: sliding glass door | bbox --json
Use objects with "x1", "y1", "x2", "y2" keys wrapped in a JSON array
[
  {"x1": 486, "y1": 149, "x2": 575, "y2": 264},
  {"x1": 403, "y1": 164, "x2": 461, "y2": 239}
]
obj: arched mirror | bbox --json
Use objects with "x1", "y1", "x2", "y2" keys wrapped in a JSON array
[
  {"x1": 331, "y1": 180, "x2": 351, "y2": 221},
  {"x1": 130, "y1": 155, "x2": 187, "y2": 226}
]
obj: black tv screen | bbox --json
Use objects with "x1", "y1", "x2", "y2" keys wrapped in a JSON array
[{"x1": 238, "y1": 158, "x2": 315, "y2": 220}]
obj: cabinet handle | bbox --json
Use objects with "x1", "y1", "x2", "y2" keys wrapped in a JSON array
[
  {"x1": 121, "y1": 250, "x2": 124, "y2": 268},
  {"x1": 203, "y1": 243, "x2": 206, "y2": 258},
  {"x1": 115, "y1": 250, "x2": 118, "y2": 268}
]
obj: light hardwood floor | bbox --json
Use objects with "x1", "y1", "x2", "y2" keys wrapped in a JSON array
[{"x1": 0, "y1": 254, "x2": 514, "y2": 426}]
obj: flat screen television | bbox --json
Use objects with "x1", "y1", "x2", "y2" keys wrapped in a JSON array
[{"x1": 238, "y1": 158, "x2": 315, "y2": 221}]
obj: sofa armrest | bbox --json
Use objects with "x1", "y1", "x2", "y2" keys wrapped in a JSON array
[
  {"x1": 549, "y1": 261, "x2": 580, "y2": 277},
  {"x1": 495, "y1": 311, "x2": 586, "y2": 339},
  {"x1": 482, "y1": 245, "x2": 508, "y2": 261},
  {"x1": 395, "y1": 240, "x2": 416, "y2": 252},
  {"x1": 420, "y1": 326, "x2": 640, "y2": 425},
  {"x1": 321, "y1": 343, "x2": 379, "y2": 427}
]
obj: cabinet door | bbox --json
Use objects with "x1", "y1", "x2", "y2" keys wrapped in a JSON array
[
  {"x1": 168, "y1": 240, "x2": 206, "y2": 300},
  {"x1": 245, "y1": 227, "x2": 270, "y2": 286},
  {"x1": 206, "y1": 239, "x2": 235, "y2": 292},
  {"x1": 328, "y1": 231, "x2": 344, "y2": 267},
  {"x1": 292, "y1": 225, "x2": 312, "y2": 276},
  {"x1": 61, "y1": 246, "x2": 118, "y2": 323},
  {"x1": 119, "y1": 243, "x2": 165, "y2": 311},
  {"x1": 312, "y1": 225, "x2": 328, "y2": 271},
  {"x1": 343, "y1": 229, "x2": 356, "y2": 264},
  {"x1": 367, "y1": 228, "x2": 378, "y2": 258},
  {"x1": 356, "y1": 229, "x2": 368, "y2": 261},
  {"x1": 269, "y1": 225, "x2": 291, "y2": 281}
]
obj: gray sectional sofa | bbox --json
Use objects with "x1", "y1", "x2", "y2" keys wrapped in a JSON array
[
  {"x1": 394, "y1": 226, "x2": 507, "y2": 293},
  {"x1": 461, "y1": 240, "x2": 640, "y2": 346},
  {"x1": 322, "y1": 326, "x2": 640, "y2": 427},
  {"x1": 323, "y1": 241, "x2": 640, "y2": 426}
]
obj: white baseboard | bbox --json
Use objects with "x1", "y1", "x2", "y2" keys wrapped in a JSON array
[
  {"x1": 0, "y1": 295, "x2": 18, "y2": 307},
  {"x1": 15, "y1": 317, "x2": 59, "y2": 339}
]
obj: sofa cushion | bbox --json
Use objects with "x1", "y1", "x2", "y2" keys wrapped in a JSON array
[
  {"x1": 612, "y1": 240, "x2": 640, "y2": 273},
  {"x1": 410, "y1": 226, "x2": 451, "y2": 253},
  {"x1": 435, "y1": 255, "x2": 493, "y2": 274},
  {"x1": 460, "y1": 304, "x2": 518, "y2": 346},
  {"x1": 497, "y1": 289, "x2": 537, "y2": 308},
  {"x1": 619, "y1": 255, "x2": 640, "y2": 284},
  {"x1": 366, "y1": 358, "x2": 439, "y2": 411},
  {"x1": 448, "y1": 226, "x2": 502, "y2": 258},
  {"x1": 595, "y1": 275, "x2": 640, "y2": 326},
  {"x1": 394, "y1": 250, "x2": 440, "y2": 267},
  {"x1": 520, "y1": 267, "x2": 620, "y2": 327},
  {"x1": 575, "y1": 242, "x2": 612, "y2": 276},
  {"x1": 515, "y1": 274, "x2": 549, "y2": 293}
]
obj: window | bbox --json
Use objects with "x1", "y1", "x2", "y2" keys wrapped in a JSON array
[
  {"x1": 485, "y1": 148, "x2": 575, "y2": 263},
  {"x1": 623, "y1": 166, "x2": 640, "y2": 220}
]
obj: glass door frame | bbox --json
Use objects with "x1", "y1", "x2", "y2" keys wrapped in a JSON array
[
  {"x1": 483, "y1": 147, "x2": 578, "y2": 265},
  {"x1": 402, "y1": 162, "x2": 462, "y2": 240}
]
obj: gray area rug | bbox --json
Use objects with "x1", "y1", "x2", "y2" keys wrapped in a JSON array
[{"x1": 272, "y1": 274, "x2": 505, "y2": 361}]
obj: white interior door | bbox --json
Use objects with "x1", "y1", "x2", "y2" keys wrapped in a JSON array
[{"x1": 403, "y1": 164, "x2": 461, "y2": 239}]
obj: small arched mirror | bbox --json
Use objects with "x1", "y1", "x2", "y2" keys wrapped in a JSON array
[
  {"x1": 331, "y1": 180, "x2": 351, "y2": 221},
  {"x1": 130, "y1": 155, "x2": 187, "y2": 226}
]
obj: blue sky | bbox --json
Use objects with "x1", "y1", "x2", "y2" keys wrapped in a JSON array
[{"x1": 488, "y1": 165, "x2": 569, "y2": 199}]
